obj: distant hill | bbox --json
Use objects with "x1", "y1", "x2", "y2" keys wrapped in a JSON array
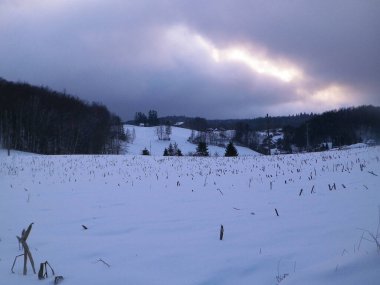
[
  {"x1": 123, "y1": 125, "x2": 259, "y2": 156},
  {"x1": 152, "y1": 106, "x2": 380, "y2": 154},
  {"x1": 128, "y1": 114, "x2": 313, "y2": 132},
  {"x1": 127, "y1": 106, "x2": 380, "y2": 154},
  {"x1": 207, "y1": 114, "x2": 314, "y2": 131},
  {"x1": 284, "y1": 105, "x2": 380, "y2": 149},
  {"x1": 151, "y1": 113, "x2": 315, "y2": 131}
]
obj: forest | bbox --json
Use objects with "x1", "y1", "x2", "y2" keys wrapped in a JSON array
[
  {"x1": 0, "y1": 78, "x2": 125, "y2": 155},
  {"x1": 282, "y1": 105, "x2": 380, "y2": 150},
  {"x1": 232, "y1": 106, "x2": 380, "y2": 153}
]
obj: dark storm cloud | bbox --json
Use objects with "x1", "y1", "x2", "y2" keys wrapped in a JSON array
[
  {"x1": 0, "y1": 0, "x2": 379, "y2": 119},
  {"x1": 171, "y1": 0, "x2": 380, "y2": 104}
]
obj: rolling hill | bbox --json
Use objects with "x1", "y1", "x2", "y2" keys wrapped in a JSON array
[{"x1": 123, "y1": 125, "x2": 259, "y2": 156}]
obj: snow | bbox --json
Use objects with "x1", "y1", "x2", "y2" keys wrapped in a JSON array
[
  {"x1": 341, "y1": 143, "x2": 368, "y2": 150},
  {"x1": 123, "y1": 125, "x2": 259, "y2": 156},
  {"x1": 0, "y1": 146, "x2": 379, "y2": 284}
]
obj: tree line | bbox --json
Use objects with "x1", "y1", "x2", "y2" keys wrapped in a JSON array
[
  {"x1": 281, "y1": 105, "x2": 380, "y2": 151},
  {"x1": 231, "y1": 106, "x2": 380, "y2": 154},
  {"x1": 134, "y1": 110, "x2": 159, "y2": 126},
  {"x1": 0, "y1": 78, "x2": 126, "y2": 155}
]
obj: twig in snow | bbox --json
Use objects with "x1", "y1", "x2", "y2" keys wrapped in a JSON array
[
  {"x1": 96, "y1": 258, "x2": 111, "y2": 268},
  {"x1": 15, "y1": 223, "x2": 36, "y2": 275},
  {"x1": 204, "y1": 175, "x2": 208, "y2": 187},
  {"x1": 358, "y1": 231, "x2": 365, "y2": 251},
  {"x1": 328, "y1": 183, "x2": 336, "y2": 191},
  {"x1": 335, "y1": 264, "x2": 339, "y2": 272},
  {"x1": 11, "y1": 254, "x2": 24, "y2": 273},
  {"x1": 54, "y1": 276, "x2": 64, "y2": 284},
  {"x1": 276, "y1": 258, "x2": 289, "y2": 284},
  {"x1": 38, "y1": 260, "x2": 55, "y2": 280},
  {"x1": 376, "y1": 206, "x2": 380, "y2": 239},
  {"x1": 357, "y1": 207, "x2": 380, "y2": 253}
]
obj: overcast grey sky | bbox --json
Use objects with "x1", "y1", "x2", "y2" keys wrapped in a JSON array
[{"x1": 0, "y1": 0, "x2": 379, "y2": 120}]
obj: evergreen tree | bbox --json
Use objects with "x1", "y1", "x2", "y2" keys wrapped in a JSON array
[
  {"x1": 196, "y1": 141, "x2": 209, "y2": 156},
  {"x1": 172, "y1": 142, "x2": 182, "y2": 156},
  {"x1": 168, "y1": 143, "x2": 174, "y2": 156},
  {"x1": 141, "y1": 148, "x2": 150, "y2": 155},
  {"x1": 134, "y1": 112, "x2": 147, "y2": 125},
  {"x1": 148, "y1": 110, "x2": 159, "y2": 126},
  {"x1": 173, "y1": 142, "x2": 178, "y2": 155},
  {"x1": 225, "y1": 141, "x2": 238, "y2": 157},
  {"x1": 163, "y1": 148, "x2": 169, "y2": 156}
]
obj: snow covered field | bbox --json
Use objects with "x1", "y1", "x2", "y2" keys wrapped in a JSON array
[
  {"x1": 123, "y1": 125, "x2": 259, "y2": 156},
  {"x1": 0, "y1": 147, "x2": 379, "y2": 284}
]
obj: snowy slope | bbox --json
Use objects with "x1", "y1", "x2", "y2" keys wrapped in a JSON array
[
  {"x1": 0, "y1": 147, "x2": 379, "y2": 285},
  {"x1": 123, "y1": 125, "x2": 259, "y2": 156}
]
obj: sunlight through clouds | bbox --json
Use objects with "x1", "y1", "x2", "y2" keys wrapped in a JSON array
[
  {"x1": 221, "y1": 48, "x2": 302, "y2": 82},
  {"x1": 163, "y1": 24, "x2": 359, "y2": 113},
  {"x1": 165, "y1": 25, "x2": 303, "y2": 83},
  {"x1": 296, "y1": 84, "x2": 350, "y2": 105}
]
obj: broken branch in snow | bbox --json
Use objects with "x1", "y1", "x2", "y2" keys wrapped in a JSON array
[
  {"x1": 328, "y1": 183, "x2": 336, "y2": 191},
  {"x1": 38, "y1": 261, "x2": 55, "y2": 280},
  {"x1": 357, "y1": 207, "x2": 380, "y2": 253},
  {"x1": 54, "y1": 276, "x2": 64, "y2": 284},
  {"x1": 358, "y1": 231, "x2": 365, "y2": 251},
  {"x1": 11, "y1": 254, "x2": 24, "y2": 273},
  {"x1": 96, "y1": 258, "x2": 111, "y2": 268},
  {"x1": 13, "y1": 223, "x2": 36, "y2": 275}
]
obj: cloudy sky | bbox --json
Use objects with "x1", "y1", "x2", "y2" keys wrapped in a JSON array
[{"x1": 0, "y1": 0, "x2": 379, "y2": 119}]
